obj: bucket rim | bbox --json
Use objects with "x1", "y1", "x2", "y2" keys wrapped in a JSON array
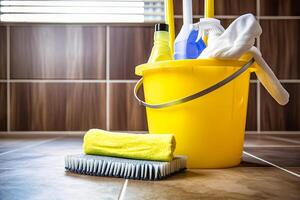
[{"x1": 135, "y1": 58, "x2": 255, "y2": 76}]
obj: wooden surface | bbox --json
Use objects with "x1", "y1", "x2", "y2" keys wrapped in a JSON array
[
  {"x1": 10, "y1": 26, "x2": 106, "y2": 79},
  {"x1": 109, "y1": 83, "x2": 147, "y2": 131},
  {"x1": 260, "y1": 20, "x2": 300, "y2": 79},
  {"x1": 173, "y1": 0, "x2": 256, "y2": 15},
  {"x1": 261, "y1": 83, "x2": 300, "y2": 131},
  {"x1": 10, "y1": 83, "x2": 106, "y2": 131},
  {"x1": 0, "y1": 0, "x2": 299, "y2": 132},
  {"x1": 0, "y1": 26, "x2": 6, "y2": 80},
  {"x1": 260, "y1": 0, "x2": 300, "y2": 16},
  {"x1": 0, "y1": 84, "x2": 6, "y2": 131},
  {"x1": 109, "y1": 26, "x2": 154, "y2": 80}
]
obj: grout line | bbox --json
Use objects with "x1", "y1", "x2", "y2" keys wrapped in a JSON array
[
  {"x1": 265, "y1": 136, "x2": 300, "y2": 145},
  {"x1": 256, "y1": 0, "x2": 261, "y2": 134},
  {"x1": 278, "y1": 79, "x2": 300, "y2": 83},
  {"x1": 118, "y1": 179, "x2": 128, "y2": 200},
  {"x1": 0, "y1": 79, "x2": 299, "y2": 83},
  {"x1": 259, "y1": 16, "x2": 300, "y2": 20},
  {"x1": 8, "y1": 80, "x2": 107, "y2": 83},
  {"x1": 6, "y1": 25, "x2": 10, "y2": 132},
  {"x1": 108, "y1": 80, "x2": 138, "y2": 83},
  {"x1": 245, "y1": 145, "x2": 300, "y2": 148},
  {"x1": 246, "y1": 131, "x2": 300, "y2": 134},
  {"x1": 243, "y1": 151, "x2": 300, "y2": 178},
  {"x1": 1, "y1": 131, "x2": 300, "y2": 134},
  {"x1": 256, "y1": 0, "x2": 260, "y2": 18},
  {"x1": 174, "y1": 15, "x2": 300, "y2": 20},
  {"x1": 193, "y1": 15, "x2": 240, "y2": 19},
  {"x1": 0, "y1": 137, "x2": 61, "y2": 156},
  {"x1": 106, "y1": 25, "x2": 110, "y2": 130},
  {"x1": 250, "y1": 80, "x2": 258, "y2": 83},
  {"x1": 257, "y1": 82, "x2": 261, "y2": 132},
  {"x1": 0, "y1": 131, "x2": 85, "y2": 134}
]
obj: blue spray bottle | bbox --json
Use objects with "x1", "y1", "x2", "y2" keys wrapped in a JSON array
[{"x1": 174, "y1": 0, "x2": 206, "y2": 59}]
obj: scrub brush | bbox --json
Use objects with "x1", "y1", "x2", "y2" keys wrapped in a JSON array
[{"x1": 65, "y1": 154, "x2": 187, "y2": 181}]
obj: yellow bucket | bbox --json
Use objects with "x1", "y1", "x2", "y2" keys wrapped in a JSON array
[{"x1": 135, "y1": 58, "x2": 255, "y2": 168}]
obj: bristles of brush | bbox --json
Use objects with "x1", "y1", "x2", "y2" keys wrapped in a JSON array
[{"x1": 65, "y1": 154, "x2": 187, "y2": 180}]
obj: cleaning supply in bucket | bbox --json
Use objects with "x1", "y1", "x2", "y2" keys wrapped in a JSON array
[
  {"x1": 148, "y1": 23, "x2": 173, "y2": 63},
  {"x1": 65, "y1": 129, "x2": 187, "y2": 180},
  {"x1": 198, "y1": 14, "x2": 289, "y2": 105},
  {"x1": 174, "y1": 0, "x2": 206, "y2": 59},
  {"x1": 195, "y1": 18, "x2": 224, "y2": 46},
  {"x1": 83, "y1": 129, "x2": 175, "y2": 161},
  {"x1": 133, "y1": 0, "x2": 257, "y2": 168}
]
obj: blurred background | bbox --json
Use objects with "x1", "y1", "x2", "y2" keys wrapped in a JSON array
[{"x1": 0, "y1": 0, "x2": 299, "y2": 133}]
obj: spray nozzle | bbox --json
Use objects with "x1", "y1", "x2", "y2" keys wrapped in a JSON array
[{"x1": 195, "y1": 18, "x2": 225, "y2": 45}]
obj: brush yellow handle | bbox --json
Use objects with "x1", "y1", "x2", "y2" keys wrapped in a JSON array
[
  {"x1": 164, "y1": 0, "x2": 175, "y2": 56},
  {"x1": 205, "y1": 0, "x2": 214, "y2": 18},
  {"x1": 203, "y1": 0, "x2": 215, "y2": 44}
]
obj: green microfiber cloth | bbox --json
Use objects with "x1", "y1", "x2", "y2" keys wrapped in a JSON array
[{"x1": 83, "y1": 129, "x2": 176, "y2": 162}]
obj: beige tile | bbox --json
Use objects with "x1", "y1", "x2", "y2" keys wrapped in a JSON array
[
  {"x1": 125, "y1": 167, "x2": 300, "y2": 200},
  {"x1": 0, "y1": 136, "x2": 124, "y2": 200}
]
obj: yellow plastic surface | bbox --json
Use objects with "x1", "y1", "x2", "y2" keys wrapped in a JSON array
[
  {"x1": 148, "y1": 31, "x2": 172, "y2": 63},
  {"x1": 165, "y1": 0, "x2": 175, "y2": 56},
  {"x1": 205, "y1": 0, "x2": 214, "y2": 18},
  {"x1": 135, "y1": 59, "x2": 255, "y2": 168}
]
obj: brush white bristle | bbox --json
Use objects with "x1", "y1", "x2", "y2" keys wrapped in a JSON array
[{"x1": 65, "y1": 154, "x2": 187, "y2": 180}]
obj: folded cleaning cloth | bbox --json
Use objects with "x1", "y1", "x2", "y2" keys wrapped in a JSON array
[
  {"x1": 198, "y1": 14, "x2": 289, "y2": 105},
  {"x1": 83, "y1": 129, "x2": 176, "y2": 162}
]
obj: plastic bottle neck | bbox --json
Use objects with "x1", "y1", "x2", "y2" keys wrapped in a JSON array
[{"x1": 154, "y1": 31, "x2": 170, "y2": 46}]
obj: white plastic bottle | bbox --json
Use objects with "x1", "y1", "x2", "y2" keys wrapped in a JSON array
[{"x1": 174, "y1": 0, "x2": 206, "y2": 59}]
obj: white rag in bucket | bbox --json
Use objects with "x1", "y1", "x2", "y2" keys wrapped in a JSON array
[{"x1": 198, "y1": 14, "x2": 289, "y2": 105}]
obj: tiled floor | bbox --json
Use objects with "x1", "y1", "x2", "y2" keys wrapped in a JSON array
[{"x1": 0, "y1": 134, "x2": 299, "y2": 200}]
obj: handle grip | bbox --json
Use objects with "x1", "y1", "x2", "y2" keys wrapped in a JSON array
[{"x1": 134, "y1": 59, "x2": 254, "y2": 109}]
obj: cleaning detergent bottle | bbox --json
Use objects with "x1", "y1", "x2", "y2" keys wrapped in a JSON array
[
  {"x1": 174, "y1": 0, "x2": 206, "y2": 59},
  {"x1": 148, "y1": 23, "x2": 172, "y2": 63}
]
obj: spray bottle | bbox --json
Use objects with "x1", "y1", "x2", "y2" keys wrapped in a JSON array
[{"x1": 174, "y1": 0, "x2": 206, "y2": 59}]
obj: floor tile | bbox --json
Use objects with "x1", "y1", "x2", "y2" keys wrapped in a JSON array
[
  {"x1": 1, "y1": 135, "x2": 300, "y2": 200},
  {"x1": 244, "y1": 147, "x2": 300, "y2": 167},
  {"x1": 0, "y1": 138, "x2": 47, "y2": 154},
  {"x1": 125, "y1": 167, "x2": 299, "y2": 200},
  {"x1": 0, "y1": 136, "x2": 124, "y2": 200},
  {"x1": 287, "y1": 167, "x2": 300, "y2": 175},
  {"x1": 244, "y1": 134, "x2": 300, "y2": 146},
  {"x1": 0, "y1": 168, "x2": 123, "y2": 200}
]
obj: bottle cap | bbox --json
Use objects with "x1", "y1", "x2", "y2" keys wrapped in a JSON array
[{"x1": 155, "y1": 23, "x2": 169, "y2": 32}]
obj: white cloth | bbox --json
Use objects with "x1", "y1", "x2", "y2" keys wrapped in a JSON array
[{"x1": 198, "y1": 14, "x2": 289, "y2": 105}]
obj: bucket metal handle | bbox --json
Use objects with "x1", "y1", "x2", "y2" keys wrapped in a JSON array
[{"x1": 134, "y1": 59, "x2": 254, "y2": 109}]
